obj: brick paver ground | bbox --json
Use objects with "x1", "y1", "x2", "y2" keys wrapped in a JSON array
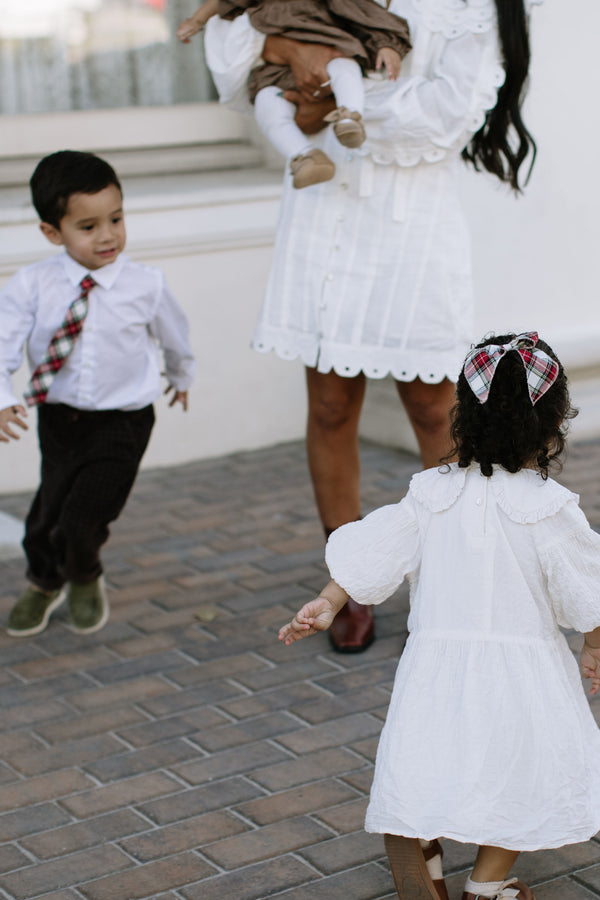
[{"x1": 0, "y1": 438, "x2": 599, "y2": 900}]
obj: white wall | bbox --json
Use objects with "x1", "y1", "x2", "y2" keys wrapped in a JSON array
[{"x1": 0, "y1": 0, "x2": 598, "y2": 493}]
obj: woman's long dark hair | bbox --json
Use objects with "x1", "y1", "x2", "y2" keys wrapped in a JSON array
[{"x1": 462, "y1": 0, "x2": 536, "y2": 191}]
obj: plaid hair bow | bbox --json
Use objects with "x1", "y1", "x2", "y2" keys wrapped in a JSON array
[{"x1": 463, "y1": 332, "x2": 559, "y2": 405}]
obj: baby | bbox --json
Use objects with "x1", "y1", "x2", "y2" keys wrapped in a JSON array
[{"x1": 177, "y1": 0, "x2": 411, "y2": 188}]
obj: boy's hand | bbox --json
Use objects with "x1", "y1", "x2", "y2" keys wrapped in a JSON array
[
  {"x1": 581, "y1": 641, "x2": 600, "y2": 695},
  {"x1": 0, "y1": 405, "x2": 28, "y2": 442},
  {"x1": 177, "y1": 17, "x2": 202, "y2": 43},
  {"x1": 164, "y1": 385, "x2": 188, "y2": 411},
  {"x1": 376, "y1": 47, "x2": 402, "y2": 80},
  {"x1": 279, "y1": 596, "x2": 339, "y2": 645}
]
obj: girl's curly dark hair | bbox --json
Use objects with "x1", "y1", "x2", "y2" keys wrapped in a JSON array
[{"x1": 446, "y1": 334, "x2": 578, "y2": 479}]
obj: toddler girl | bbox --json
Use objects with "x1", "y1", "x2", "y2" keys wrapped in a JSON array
[
  {"x1": 177, "y1": 0, "x2": 411, "y2": 188},
  {"x1": 279, "y1": 332, "x2": 600, "y2": 900}
]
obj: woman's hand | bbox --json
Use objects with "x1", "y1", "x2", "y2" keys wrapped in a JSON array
[
  {"x1": 283, "y1": 90, "x2": 336, "y2": 134},
  {"x1": 263, "y1": 36, "x2": 342, "y2": 102}
]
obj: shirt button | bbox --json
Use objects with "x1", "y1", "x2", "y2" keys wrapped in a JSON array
[
  {"x1": 337, "y1": 215, "x2": 344, "y2": 222},
  {"x1": 475, "y1": 498, "x2": 482, "y2": 506},
  {"x1": 326, "y1": 273, "x2": 333, "y2": 281},
  {"x1": 340, "y1": 182, "x2": 349, "y2": 191}
]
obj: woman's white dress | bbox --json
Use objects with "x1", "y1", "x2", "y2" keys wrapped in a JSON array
[
  {"x1": 326, "y1": 464, "x2": 600, "y2": 850},
  {"x1": 206, "y1": 0, "x2": 542, "y2": 383}
]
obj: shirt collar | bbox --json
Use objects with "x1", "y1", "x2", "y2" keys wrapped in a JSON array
[{"x1": 60, "y1": 250, "x2": 126, "y2": 290}]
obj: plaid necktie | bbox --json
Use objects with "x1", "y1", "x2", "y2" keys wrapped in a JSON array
[
  {"x1": 24, "y1": 275, "x2": 96, "y2": 407},
  {"x1": 463, "y1": 331, "x2": 559, "y2": 406}
]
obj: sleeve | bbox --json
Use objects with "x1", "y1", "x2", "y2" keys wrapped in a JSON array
[
  {"x1": 204, "y1": 14, "x2": 266, "y2": 112},
  {"x1": 0, "y1": 271, "x2": 36, "y2": 409},
  {"x1": 361, "y1": 25, "x2": 504, "y2": 164},
  {"x1": 325, "y1": 495, "x2": 421, "y2": 606},
  {"x1": 326, "y1": 0, "x2": 412, "y2": 67},
  {"x1": 539, "y1": 501, "x2": 600, "y2": 633},
  {"x1": 148, "y1": 273, "x2": 196, "y2": 391}
]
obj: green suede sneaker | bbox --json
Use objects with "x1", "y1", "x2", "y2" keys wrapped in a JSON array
[
  {"x1": 68, "y1": 576, "x2": 109, "y2": 633},
  {"x1": 6, "y1": 586, "x2": 66, "y2": 636}
]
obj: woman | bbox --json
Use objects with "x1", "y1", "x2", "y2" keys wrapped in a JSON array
[{"x1": 205, "y1": 0, "x2": 541, "y2": 653}]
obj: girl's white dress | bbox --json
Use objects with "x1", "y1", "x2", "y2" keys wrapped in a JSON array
[
  {"x1": 326, "y1": 464, "x2": 600, "y2": 850},
  {"x1": 206, "y1": 0, "x2": 542, "y2": 383}
]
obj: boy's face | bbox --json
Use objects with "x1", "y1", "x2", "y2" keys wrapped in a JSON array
[{"x1": 40, "y1": 183, "x2": 126, "y2": 271}]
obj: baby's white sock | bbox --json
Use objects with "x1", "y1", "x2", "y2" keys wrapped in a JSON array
[
  {"x1": 327, "y1": 57, "x2": 364, "y2": 115},
  {"x1": 464, "y1": 876, "x2": 505, "y2": 897}
]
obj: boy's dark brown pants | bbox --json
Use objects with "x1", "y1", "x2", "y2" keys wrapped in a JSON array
[{"x1": 23, "y1": 402, "x2": 155, "y2": 592}]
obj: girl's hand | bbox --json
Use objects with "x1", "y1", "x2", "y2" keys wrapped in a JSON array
[
  {"x1": 0, "y1": 405, "x2": 28, "y2": 443},
  {"x1": 164, "y1": 385, "x2": 189, "y2": 411},
  {"x1": 279, "y1": 580, "x2": 349, "y2": 646},
  {"x1": 282, "y1": 90, "x2": 336, "y2": 134},
  {"x1": 263, "y1": 36, "x2": 342, "y2": 102},
  {"x1": 581, "y1": 641, "x2": 600, "y2": 695},
  {"x1": 279, "y1": 596, "x2": 338, "y2": 645},
  {"x1": 376, "y1": 47, "x2": 402, "y2": 81}
]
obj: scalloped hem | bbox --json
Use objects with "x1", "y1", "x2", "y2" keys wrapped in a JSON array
[{"x1": 252, "y1": 334, "x2": 466, "y2": 384}]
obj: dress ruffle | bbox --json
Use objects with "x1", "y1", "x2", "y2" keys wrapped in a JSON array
[
  {"x1": 409, "y1": 464, "x2": 467, "y2": 512},
  {"x1": 490, "y1": 467, "x2": 578, "y2": 523},
  {"x1": 408, "y1": 463, "x2": 578, "y2": 523},
  {"x1": 252, "y1": 333, "x2": 467, "y2": 383},
  {"x1": 410, "y1": 0, "x2": 496, "y2": 40}
]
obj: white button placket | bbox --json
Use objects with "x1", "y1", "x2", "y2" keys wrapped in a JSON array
[{"x1": 317, "y1": 159, "x2": 351, "y2": 341}]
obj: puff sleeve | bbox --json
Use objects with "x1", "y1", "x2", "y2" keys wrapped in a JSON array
[
  {"x1": 204, "y1": 14, "x2": 266, "y2": 112},
  {"x1": 360, "y1": 23, "x2": 504, "y2": 165},
  {"x1": 325, "y1": 495, "x2": 421, "y2": 605},
  {"x1": 538, "y1": 501, "x2": 600, "y2": 633}
]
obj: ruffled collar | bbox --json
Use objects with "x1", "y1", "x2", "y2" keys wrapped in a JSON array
[{"x1": 410, "y1": 462, "x2": 577, "y2": 523}]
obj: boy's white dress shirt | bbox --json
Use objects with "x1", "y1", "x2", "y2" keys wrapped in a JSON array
[{"x1": 0, "y1": 252, "x2": 195, "y2": 412}]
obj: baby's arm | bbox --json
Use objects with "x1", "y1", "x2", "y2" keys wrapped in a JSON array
[
  {"x1": 0, "y1": 405, "x2": 28, "y2": 443},
  {"x1": 177, "y1": 0, "x2": 219, "y2": 42},
  {"x1": 279, "y1": 579, "x2": 349, "y2": 645},
  {"x1": 581, "y1": 627, "x2": 600, "y2": 696},
  {"x1": 375, "y1": 47, "x2": 402, "y2": 81}
]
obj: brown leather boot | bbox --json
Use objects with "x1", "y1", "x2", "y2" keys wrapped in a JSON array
[
  {"x1": 384, "y1": 835, "x2": 449, "y2": 899},
  {"x1": 462, "y1": 880, "x2": 535, "y2": 899},
  {"x1": 329, "y1": 596, "x2": 374, "y2": 652}
]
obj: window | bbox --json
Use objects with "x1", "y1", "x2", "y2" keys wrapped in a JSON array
[
  {"x1": 0, "y1": 0, "x2": 217, "y2": 114},
  {"x1": 0, "y1": 0, "x2": 262, "y2": 183}
]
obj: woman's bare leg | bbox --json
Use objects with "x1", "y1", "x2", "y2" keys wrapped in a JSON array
[
  {"x1": 305, "y1": 367, "x2": 365, "y2": 530},
  {"x1": 305, "y1": 366, "x2": 373, "y2": 651},
  {"x1": 395, "y1": 378, "x2": 456, "y2": 469}
]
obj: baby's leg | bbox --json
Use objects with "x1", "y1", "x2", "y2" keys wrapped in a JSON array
[
  {"x1": 326, "y1": 57, "x2": 365, "y2": 115},
  {"x1": 254, "y1": 86, "x2": 335, "y2": 189},
  {"x1": 254, "y1": 86, "x2": 313, "y2": 160},
  {"x1": 323, "y1": 58, "x2": 366, "y2": 149}
]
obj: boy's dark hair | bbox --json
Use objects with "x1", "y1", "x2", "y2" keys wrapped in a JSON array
[
  {"x1": 30, "y1": 150, "x2": 122, "y2": 228},
  {"x1": 447, "y1": 334, "x2": 578, "y2": 479}
]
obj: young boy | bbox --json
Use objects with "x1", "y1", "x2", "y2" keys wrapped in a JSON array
[{"x1": 0, "y1": 150, "x2": 195, "y2": 637}]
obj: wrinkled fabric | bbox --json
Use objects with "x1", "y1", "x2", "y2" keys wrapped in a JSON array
[{"x1": 326, "y1": 464, "x2": 600, "y2": 849}]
